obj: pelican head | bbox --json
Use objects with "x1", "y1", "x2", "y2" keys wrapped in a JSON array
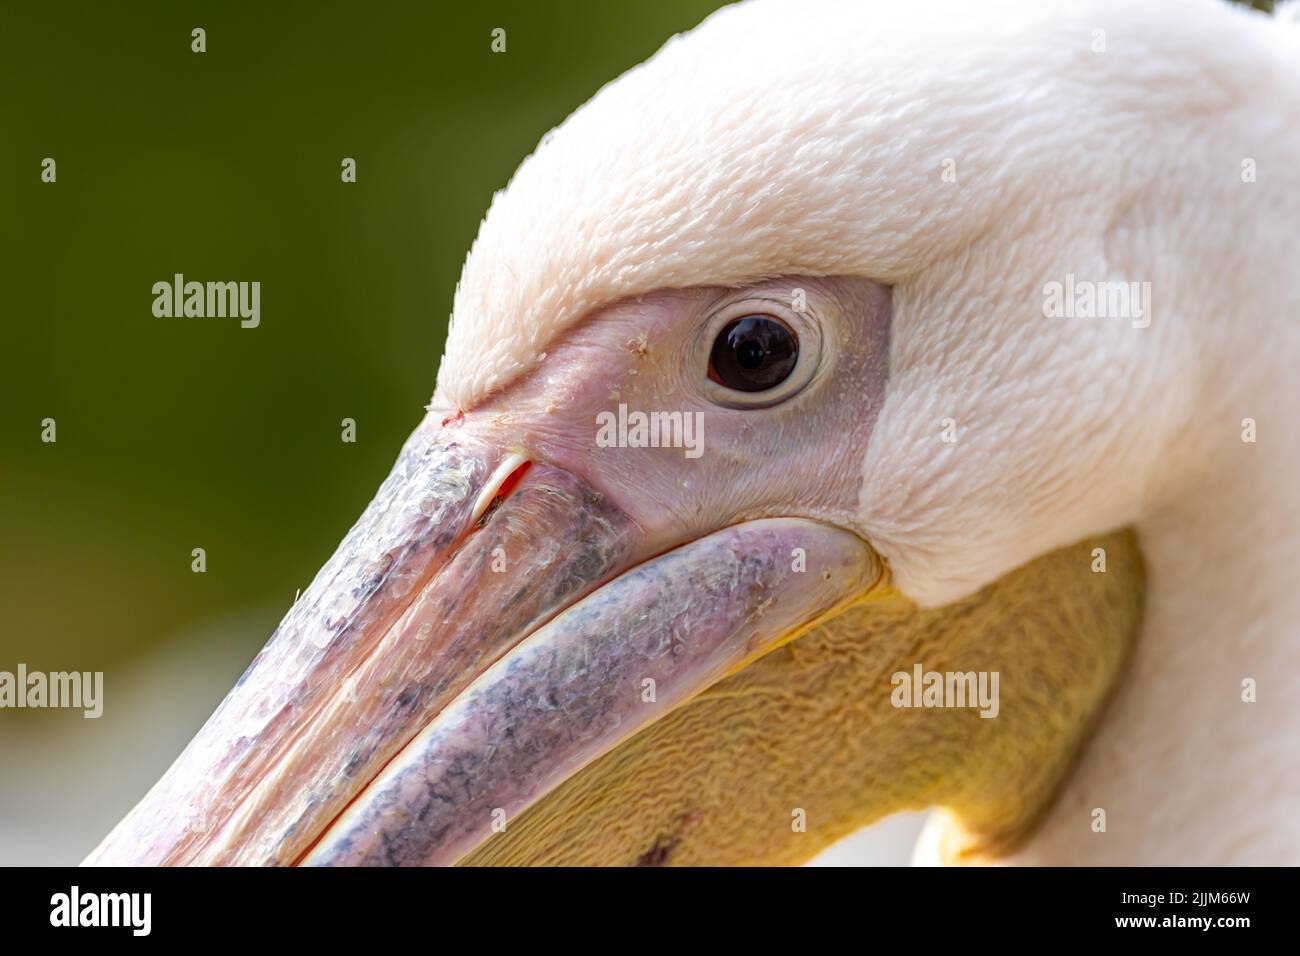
[{"x1": 88, "y1": 0, "x2": 1299, "y2": 866}]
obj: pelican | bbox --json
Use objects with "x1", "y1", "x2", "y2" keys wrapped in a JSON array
[{"x1": 87, "y1": 0, "x2": 1299, "y2": 866}]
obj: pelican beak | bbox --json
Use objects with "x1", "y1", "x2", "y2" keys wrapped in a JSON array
[{"x1": 84, "y1": 411, "x2": 878, "y2": 866}]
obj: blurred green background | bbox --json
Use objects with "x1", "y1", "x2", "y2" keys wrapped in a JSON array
[{"x1": 0, "y1": 0, "x2": 727, "y2": 864}]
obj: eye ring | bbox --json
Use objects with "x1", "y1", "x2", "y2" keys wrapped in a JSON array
[{"x1": 699, "y1": 298, "x2": 822, "y2": 409}]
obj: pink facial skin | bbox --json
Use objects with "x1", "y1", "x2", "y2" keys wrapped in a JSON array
[{"x1": 441, "y1": 276, "x2": 892, "y2": 559}]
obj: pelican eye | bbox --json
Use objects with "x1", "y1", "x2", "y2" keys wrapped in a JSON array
[{"x1": 708, "y1": 315, "x2": 799, "y2": 392}]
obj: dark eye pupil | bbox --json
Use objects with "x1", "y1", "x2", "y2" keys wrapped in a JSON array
[
  {"x1": 737, "y1": 339, "x2": 766, "y2": 369},
  {"x1": 709, "y1": 316, "x2": 798, "y2": 392}
]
